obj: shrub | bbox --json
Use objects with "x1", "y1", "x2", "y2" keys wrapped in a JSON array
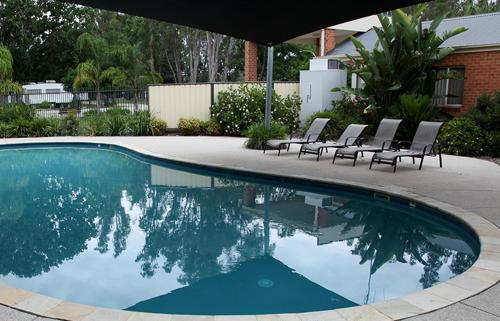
[
  {"x1": 60, "y1": 110, "x2": 79, "y2": 136},
  {"x1": 7, "y1": 119, "x2": 33, "y2": 137},
  {"x1": 302, "y1": 104, "x2": 365, "y2": 142},
  {"x1": 130, "y1": 111, "x2": 152, "y2": 136},
  {"x1": 210, "y1": 85, "x2": 300, "y2": 136},
  {"x1": 79, "y1": 116, "x2": 106, "y2": 136},
  {"x1": 30, "y1": 118, "x2": 61, "y2": 137},
  {"x1": 439, "y1": 118, "x2": 490, "y2": 156},
  {"x1": 466, "y1": 92, "x2": 500, "y2": 132},
  {"x1": 150, "y1": 118, "x2": 167, "y2": 136},
  {"x1": 103, "y1": 109, "x2": 130, "y2": 136},
  {"x1": 201, "y1": 119, "x2": 220, "y2": 136},
  {"x1": 0, "y1": 104, "x2": 35, "y2": 122},
  {"x1": 390, "y1": 94, "x2": 439, "y2": 140},
  {"x1": 487, "y1": 131, "x2": 500, "y2": 157},
  {"x1": 245, "y1": 122, "x2": 288, "y2": 150},
  {"x1": 178, "y1": 118, "x2": 203, "y2": 136},
  {"x1": 0, "y1": 123, "x2": 8, "y2": 138}
]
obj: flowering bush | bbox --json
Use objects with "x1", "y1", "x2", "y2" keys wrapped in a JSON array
[
  {"x1": 210, "y1": 84, "x2": 300, "y2": 136},
  {"x1": 439, "y1": 118, "x2": 491, "y2": 156}
]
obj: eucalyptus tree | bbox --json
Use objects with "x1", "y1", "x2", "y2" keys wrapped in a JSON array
[{"x1": 338, "y1": 5, "x2": 468, "y2": 120}]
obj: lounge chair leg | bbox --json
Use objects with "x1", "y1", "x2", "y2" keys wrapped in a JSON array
[
  {"x1": 352, "y1": 152, "x2": 358, "y2": 167},
  {"x1": 419, "y1": 155, "x2": 425, "y2": 170},
  {"x1": 317, "y1": 149, "x2": 321, "y2": 161},
  {"x1": 332, "y1": 150, "x2": 338, "y2": 164},
  {"x1": 263, "y1": 145, "x2": 266, "y2": 154},
  {"x1": 361, "y1": 151, "x2": 364, "y2": 157},
  {"x1": 369, "y1": 155, "x2": 375, "y2": 169},
  {"x1": 438, "y1": 146, "x2": 443, "y2": 168},
  {"x1": 393, "y1": 159, "x2": 397, "y2": 173},
  {"x1": 287, "y1": 144, "x2": 290, "y2": 152},
  {"x1": 278, "y1": 148, "x2": 281, "y2": 157},
  {"x1": 298, "y1": 146, "x2": 303, "y2": 158},
  {"x1": 399, "y1": 157, "x2": 402, "y2": 162},
  {"x1": 412, "y1": 157, "x2": 415, "y2": 164}
]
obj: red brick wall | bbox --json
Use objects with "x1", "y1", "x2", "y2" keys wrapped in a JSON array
[
  {"x1": 437, "y1": 50, "x2": 500, "y2": 115},
  {"x1": 316, "y1": 29, "x2": 336, "y2": 56},
  {"x1": 244, "y1": 41, "x2": 258, "y2": 81}
]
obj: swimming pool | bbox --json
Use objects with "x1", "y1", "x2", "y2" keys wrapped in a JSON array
[{"x1": 0, "y1": 143, "x2": 479, "y2": 315}]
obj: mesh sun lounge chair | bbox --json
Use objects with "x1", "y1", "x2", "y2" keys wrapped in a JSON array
[
  {"x1": 332, "y1": 118, "x2": 402, "y2": 166},
  {"x1": 369, "y1": 121, "x2": 443, "y2": 173},
  {"x1": 298, "y1": 124, "x2": 368, "y2": 161},
  {"x1": 263, "y1": 118, "x2": 330, "y2": 156}
]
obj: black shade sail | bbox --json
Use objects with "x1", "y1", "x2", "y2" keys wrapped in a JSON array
[
  {"x1": 126, "y1": 256, "x2": 357, "y2": 315},
  {"x1": 60, "y1": 0, "x2": 428, "y2": 45}
]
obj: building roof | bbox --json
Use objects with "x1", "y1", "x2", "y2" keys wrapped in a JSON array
[{"x1": 327, "y1": 12, "x2": 500, "y2": 57}]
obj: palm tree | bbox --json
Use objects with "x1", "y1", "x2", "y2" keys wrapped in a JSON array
[
  {"x1": 73, "y1": 33, "x2": 120, "y2": 112},
  {"x1": 114, "y1": 44, "x2": 162, "y2": 111},
  {"x1": 0, "y1": 44, "x2": 21, "y2": 95}
]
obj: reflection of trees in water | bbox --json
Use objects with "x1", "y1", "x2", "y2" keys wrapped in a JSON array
[
  {"x1": 0, "y1": 148, "x2": 476, "y2": 290},
  {"x1": 0, "y1": 149, "x2": 149, "y2": 277},
  {"x1": 337, "y1": 201, "x2": 476, "y2": 289},
  {"x1": 135, "y1": 186, "x2": 267, "y2": 284}
]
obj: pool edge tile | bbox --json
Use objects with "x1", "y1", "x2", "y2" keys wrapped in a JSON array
[{"x1": 371, "y1": 298, "x2": 425, "y2": 320}]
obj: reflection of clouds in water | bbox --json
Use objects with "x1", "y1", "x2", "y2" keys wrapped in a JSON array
[{"x1": 0, "y1": 147, "x2": 478, "y2": 313}]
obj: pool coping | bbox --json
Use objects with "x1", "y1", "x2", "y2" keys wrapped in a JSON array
[{"x1": 0, "y1": 139, "x2": 499, "y2": 321}]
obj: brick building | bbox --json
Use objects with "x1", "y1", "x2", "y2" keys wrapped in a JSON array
[{"x1": 323, "y1": 12, "x2": 500, "y2": 115}]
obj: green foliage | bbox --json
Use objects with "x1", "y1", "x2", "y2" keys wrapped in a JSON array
[
  {"x1": 210, "y1": 85, "x2": 300, "y2": 136},
  {"x1": 337, "y1": 5, "x2": 467, "y2": 119},
  {"x1": 60, "y1": 110, "x2": 80, "y2": 136},
  {"x1": 0, "y1": 0, "x2": 96, "y2": 83},
  {"x1": 245, "y1": 122, "x2": 288, "y2": 150},
  {"x1": 102, "y1": 108, "x2": 130, "y2": 136},
  {"x1": 391, "y1": 94, "x2": 439, "y2": 140},
  {"x1": 30, "y1": 118, "x2": 61, "y2": 137},
  {"x1": 0, "y1": 43, "x2": 21, "y2": 94},
  {"x1": 150, "y1": 118, "x2": 167, "y2": 136},
  {"x1": 487, "y1": 131, "x2": 500, "y2": 157},
  {"x1": 466, "y1": 92, "x2": 500, "y2": 132},
  {"x1": 201, "y1": 119, "x2": 220, "y2": 136},
  {"x1": 129, "y1": 111, "x2": 152, "y2": 136},
  {"x1": 0, "y1": 104, "x2": 35, "y2": 122},
  {"x1": 439, "y1": 118, "x2": 490, "y2": 156},
  {"x1": 302, "y1": 96, "x2": 365, "y2": 141},
  {"x1": 178, "y1": 118, "x2": 204, "y2": 136}
]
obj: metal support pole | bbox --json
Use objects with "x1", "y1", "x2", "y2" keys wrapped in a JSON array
[{"x1": 264, "y1": 46, "x2": 274, "y2": 129}]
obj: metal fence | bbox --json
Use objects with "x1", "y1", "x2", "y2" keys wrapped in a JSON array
[{"x1": 1, "y1": 88, "x2": 149, "y2": 118}]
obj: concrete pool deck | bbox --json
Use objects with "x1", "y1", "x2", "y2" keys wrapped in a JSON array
[{"x1": 0, "y1": 136, "x2": 499, "y2": 321}]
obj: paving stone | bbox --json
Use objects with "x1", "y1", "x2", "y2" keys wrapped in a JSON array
[
  {"x1": 404, "y1": 303, "x2": 500, "y2": 321},
  {"x1": 0, "y1": 305, "x2": 36, "y2": 321},
  {"x1": 463, "y1": 283, "x2": 500, "y2": 317}
]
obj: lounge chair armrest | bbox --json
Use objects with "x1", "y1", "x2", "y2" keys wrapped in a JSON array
[
  {"x1": 381, "y1": 139, "x2": 399, "y2": 150},
  {"x1": 396, "y1": 140, "x2": 412, "y2": 150},
  {"x1": 341, "y1": 136, "x2": 362, "y2": 147}
]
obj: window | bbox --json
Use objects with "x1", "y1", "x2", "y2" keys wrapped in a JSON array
[
  {"x1": 25, "y1": 89, "x2": 42, "y2": 94},
  {"x1": 45, "y1": 89, "x2": 61, "y2": 94},
  {"x1": 328, "y1": 59, "x2": 345, "y2": 70},
  {"x1": 433, "y1": 67, "x2": 465, "y2": 107}
]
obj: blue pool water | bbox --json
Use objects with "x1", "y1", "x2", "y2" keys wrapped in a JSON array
[{"x1": 0, "y1": 144, "x2": 479, "y2": 315}]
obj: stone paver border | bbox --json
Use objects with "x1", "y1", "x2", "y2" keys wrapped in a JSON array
[{"x1": 0, "y1": 140, "x2": 499, "y2": 321}]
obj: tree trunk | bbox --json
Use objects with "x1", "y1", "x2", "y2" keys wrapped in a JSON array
[
  {"x1": 206, "y1": 32, "x2": 224, "y2": 82},
  {"x1": 147, "y1": 20, "x2": 156, "y2": 73},
  {"x1": 96, "y1": 82, "x2": 101, "y2": 113},
  {"x1": 221, "y1": 37, "x2": 236, "y2": 82},
  {"x1": 188, "y1": 29, "x2": 201, "y2": 83}
]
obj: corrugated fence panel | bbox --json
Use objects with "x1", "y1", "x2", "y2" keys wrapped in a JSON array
[
  {"x1": 149, "y1": 82, "x2": 298, "y2": 129},
  {"x1": 274, "y1": 82, "x2": 300, "y2": 98},
  {"x1": 149, "y1": 84, "x2": 211, "y2": 127}
]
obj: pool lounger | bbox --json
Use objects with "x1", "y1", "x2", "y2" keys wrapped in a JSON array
[
  {"x1": 333, "y1": 118, "x2": 402, "y2": 166},
  {"x1": 263, "y1": 118, "x2": 330, "y2": 156},
  {"x1": 298, "y1": 124, "x2": 367, "y2": 161},
  {"x1": 369, "y1": 121, "x2": 443, "y2": 173}
]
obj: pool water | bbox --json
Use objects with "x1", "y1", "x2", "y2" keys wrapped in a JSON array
[{"x1": 0, "y1": 145, "x2": 479, "y2": 315}]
